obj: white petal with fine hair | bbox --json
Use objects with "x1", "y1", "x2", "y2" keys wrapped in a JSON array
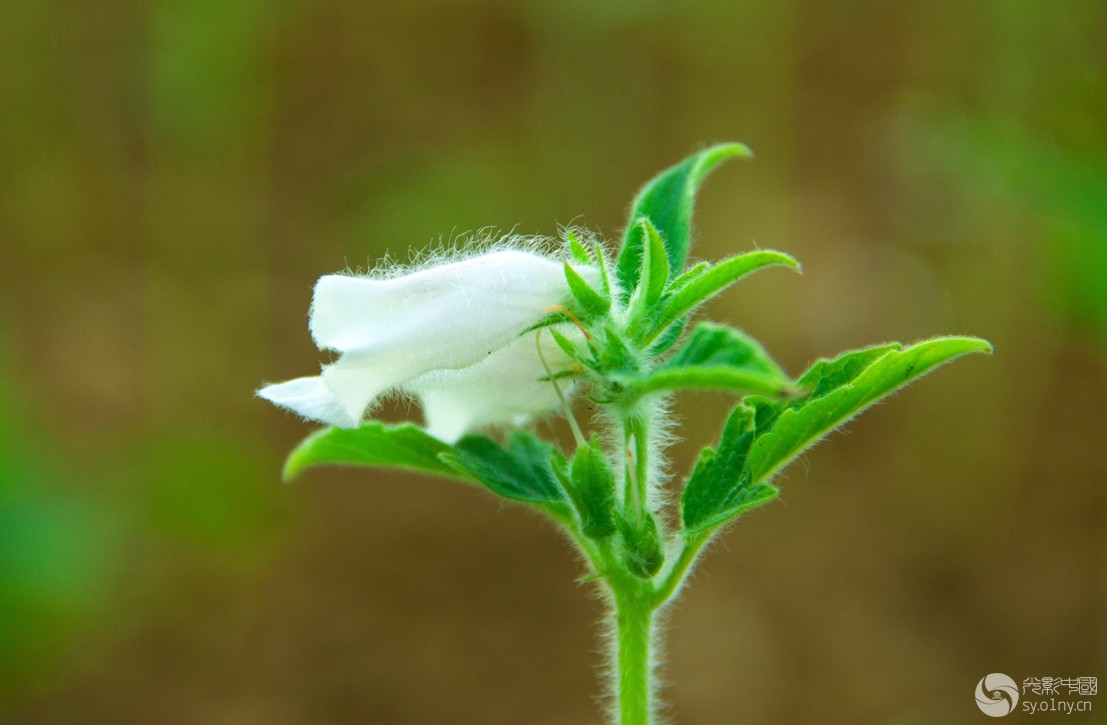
[
  {"x1": 309, "y1": 250, "x2": 594, "y2": 356},
  {"x1": 256, "y1": 376, "x2": 359, "y2": 428},
  {"x1": 261, "y1": 248, "x2": 602, "y2": 432},
  {"x1": 406, "y1": 328, "x2": 583, "y2": 443},
  {"x1": 317, "y1": 352, "x2": 409, "y2": 426}
]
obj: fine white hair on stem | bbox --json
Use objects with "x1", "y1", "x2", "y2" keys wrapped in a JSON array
[
  {"x1": 594, "y1": 392, "x2": 680, "y2": 518},
  {"x1": 593, "y1": 583, "x2": 678, "y2": 725}
]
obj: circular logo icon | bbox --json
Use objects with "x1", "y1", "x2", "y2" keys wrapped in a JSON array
[{"x1": 976, "y1": 673, "x2": 1020, "y2": 717}]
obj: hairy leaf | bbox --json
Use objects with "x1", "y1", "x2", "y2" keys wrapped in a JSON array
[
  {"x1": 665, "y1": 261, "x2": 710, "y2": 297},
  {"x1": 616, "y1": 323, "x2": 794, "y2": 401},
  {"x1": 282, "y1": 422, "x2": 464, "y2": 483},
  {"x1": 648, "y1": 317, "x2": 687, "y2": 357},
  {"x1": 566, "y1": 229, "x2": 591, "y2": 263},
  {"x1": 520, "y1": 309, "x2": 575, "y2": 334},
  {"x1": 600, "y1": 326, "x2": 638, "y2": 373},
  {"x1": 680, "y1": 336, "x2": 990, "y2": 534},
  {"x1": 748, "y1": 337, "x2": 993, "y2": 483},
  {"x1": 442, "y1": 432, "x2": 570, "y2": 509},
  {"x1": 548, "y1": 326, "x2": 588, "y2": 365},
  {"x1": 625, "y1": 219, "x2": 671, "y2": 338},
  {"x1": 639, "y1": 218, "x2": 670, "y2": 308},
  {"x1": 617, "y1": 143, "x2": 752, "y2": 297},
  {"x1": 564, "y1": 261, "x2": 609, "y2": 317},
  {"x1": 680, "y1": 405, "x2": 779, "y2": 533},
  {"x1": 646, "y1": 250, "x2": 799, "y2": 341},
  {"x1": 592, "y1": 240, "x2": 613, "y2": 298}
]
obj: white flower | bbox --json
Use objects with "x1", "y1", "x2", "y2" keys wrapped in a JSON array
[
  {"x1": 404, "y1": 331, "x2": 580, "y2": 443},
  {"x1": 258, "y1": 248, "x2": 599, "y2": 440}
]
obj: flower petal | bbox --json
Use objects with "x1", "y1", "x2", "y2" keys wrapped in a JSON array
[
  {"x1": 406, "y1": 329, "x2": 582, "y2": 443},
  {"x1": 256, "y1": 376, "x2": 359, "y2": 428},
  {"x1": 262, "y1": 249, "x2": 601, "y2": 430},
  {"x1": 309, "y1": 250, "x2": 595, "y2": 358},
  {"x1": 317, "y1": 352, "x2": 409, "y2": 426}
]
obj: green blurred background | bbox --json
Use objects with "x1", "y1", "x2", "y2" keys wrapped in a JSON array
[{"x1": 1, "y1": 1, "x2": 1104, "y2": 723}]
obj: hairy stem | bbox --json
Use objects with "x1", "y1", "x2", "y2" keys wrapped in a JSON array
[
  {"x1": 611, "y1": 407, "x2": 664, "y2": 724},
  {"x1": 653, "y1": 533, "x2": 709, "y2": 606},
  {"x1": 613, "y1": 583, "x2": 655, "y2": 725}
]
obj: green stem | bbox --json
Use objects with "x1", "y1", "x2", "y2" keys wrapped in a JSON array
[
  {"x1": 653, "y1": 533, "x2": 709, "y2": 606},
  {"x1": 613, "y1": 584, "x2": 654, "y2": 725}
]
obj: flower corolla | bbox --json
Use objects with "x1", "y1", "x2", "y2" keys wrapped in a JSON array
[{"x1": 258, "y1": 247, "x2": 600, "y2": 442}]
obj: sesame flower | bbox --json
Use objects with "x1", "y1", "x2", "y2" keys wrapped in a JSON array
[{"x1": 258, "y1": 248, "x2": 599, "y2": 440}]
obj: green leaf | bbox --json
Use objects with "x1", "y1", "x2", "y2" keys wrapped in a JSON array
[
  {"x1": 566, "y1": 229, "x2": 591, "y2": 263},
  {"x1": 626, "y1": 219, "x2": 671, "y2": 337},
  {"x1": 680, "y1": 405, "x2": 780, "y2": 533},
  {"x1": 665, "y1": 324, "x2": 787, "y2": 378},
  {"x1": 548, "y1": 326, "x2": 588, "y2": 365},
  {"x1": 679, "y1": 336, "x2": 990, "y2": 534},
  {"x1": 665, "y1": 261, "x2": 710, "y2": 296},
  {"x1": 645, "y1": 250, "x2": 800, "y2": 342},
  {"x1": 747, "y1": 336, "x2": 994, "y2": 483},
  {"x1": 441, "y1": 432, "x2": 570, "y2": 509},
  {"x1": 591, "y1": 240, "x2": 614, "y2": 299},
  {"x1": 521, "y1": 309, "x2": 574, "y2": 335},
  {"x1": 282, "y1": 422, "x2": 465, "y2": 483},
  {"x1": 600, "y1": 326, "x2": 637, "y2": 373},
  {"x1": 283, "y1": 424, "x2": 574, "y2": 516},
  {"x1": 617, "y1": 143, "x2": 753, "y2": 298},
  {"x1": 639, "y1": 218, "x2": 670, "y2": 307},
  {"x1": 796, "y1": 344, "x2": 899, "y2": 396},
  {"x1": 621, "y1": 323, "x2": 794, "y2": 401},
  {"x1": 648, "y1": 317, "x2": 686, "y2": 356},
  {"x1": 564, "y1": 262, "x2": 609, "y2": 317}
]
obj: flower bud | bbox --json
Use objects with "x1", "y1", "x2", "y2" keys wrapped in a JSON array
[
  {"x1": 568, "y1": 438, "x2": 617, "y2": 539},
  {"x1": 616, "y1": 511, "x2": 664, "y2": 579}
]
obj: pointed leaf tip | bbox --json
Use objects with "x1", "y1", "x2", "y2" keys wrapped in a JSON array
[
  {"x1": 643, "y1": 249, "x2": 801, "y2": 342},
  {"x1": 968, "y1": 337, "x2": 994, "y2": 355},
  {"x1": 678, "y1": 334, "x2": 988, "y2": 534},
  {"x1": 566, "y1": 229, "x2": 591, "y2": 263},
  {"x1": 747, "y1": 335, "x2": 994, "y2": 484},
  {"x1": 617, "y1": 143, "x2": 755, "y2": 299}
]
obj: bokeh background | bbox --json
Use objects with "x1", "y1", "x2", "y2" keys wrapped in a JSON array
[{"x1": 2, "y1": 1, "x2": 1105, "y2": 723}]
